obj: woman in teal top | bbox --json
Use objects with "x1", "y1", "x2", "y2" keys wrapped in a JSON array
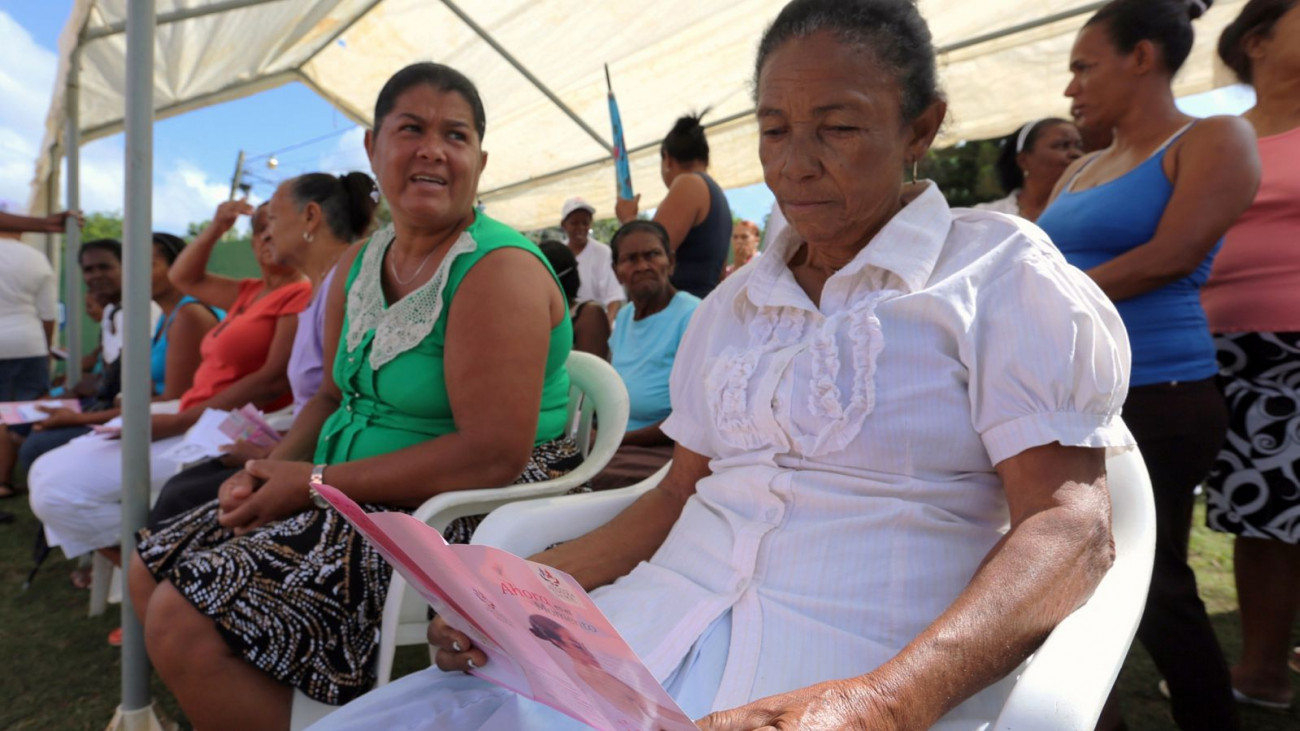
[
  {"x1": 150, "y1": 294, "x2": 223, "y2": 397},
  {"x1": 133, "y1": 63, "x2": 580, "y2": 725}
]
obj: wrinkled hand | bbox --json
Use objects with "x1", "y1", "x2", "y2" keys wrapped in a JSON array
[
  {"x1": 211, "y1": 198, "x2": 254, "y2": 235},
  {"x1": 218, "y1": 439, "x2": 273, "y2": 466},
  {"x1": 427, "y1": 613, "x2": 488, "y2": 673},
  {"x1": 33, "y1": 407, "x2": 83, "y2": 431},
  {"x1": 696, "y1": 681, "x2": 884, "y2": 731},
  {"x1": 216, "y1": 459, "x2": 313, "y2": 535},
  {"x1": 615, "y1": 194, "x2": 641, "y2": 224}
]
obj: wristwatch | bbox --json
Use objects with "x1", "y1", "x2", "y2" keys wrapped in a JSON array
[{"x1": 308, "y1": 463, "x2": 330, "y2": 509}]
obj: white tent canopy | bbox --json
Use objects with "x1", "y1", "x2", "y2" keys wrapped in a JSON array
[{"x1": 30, "y1": 0, "x2": 1244, "y2": 232}]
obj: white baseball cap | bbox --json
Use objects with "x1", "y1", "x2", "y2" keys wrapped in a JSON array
[{"x1": 561, "y1": 196, "x2": 596, "y2": 222}]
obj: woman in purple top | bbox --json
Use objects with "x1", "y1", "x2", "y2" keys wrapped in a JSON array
[{"x1": 147, "y1": 172, "x2": 378, "y2": 527}]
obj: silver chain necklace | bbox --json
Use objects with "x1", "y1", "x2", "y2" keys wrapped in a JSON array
[{"x1": 388, "y1": 245, "x2": 438, "y2": 286}]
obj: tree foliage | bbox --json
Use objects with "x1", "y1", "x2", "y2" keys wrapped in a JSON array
[
  {"x1": 923, "y1": 139, "x2": 1005, "y2": 208},
  {"x1": 81, "y1": 211, "x2": 123, "y2": 242}
]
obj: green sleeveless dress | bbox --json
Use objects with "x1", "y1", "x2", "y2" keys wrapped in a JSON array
[{"x1": 315, "y1": 213, "x2": 573, "y2": 464}]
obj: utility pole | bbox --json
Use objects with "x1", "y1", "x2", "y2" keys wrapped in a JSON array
[{"x1": 228, "y1": 149, "x2": 245, "y2": 200}]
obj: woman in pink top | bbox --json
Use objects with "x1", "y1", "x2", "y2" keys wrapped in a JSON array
[{"x1": 1199, "y1": 0, "x2": 1300, "y2": 710}]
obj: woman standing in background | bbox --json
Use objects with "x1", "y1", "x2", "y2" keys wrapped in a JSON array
[
  {"x1": 1200, "y1": 0, "x2": 1300, "y2": 711},
  {"x1": 1037, "y1": 0, "x2": 1260, "y2": 727}
]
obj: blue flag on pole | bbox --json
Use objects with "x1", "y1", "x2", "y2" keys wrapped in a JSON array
[{"x1": 605, "y1": 64, "x2": 634, "y2": 200}]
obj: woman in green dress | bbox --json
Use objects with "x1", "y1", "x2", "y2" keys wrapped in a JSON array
[{"x1": 128, "y1": 63, "x2": 580, "y2": 729}]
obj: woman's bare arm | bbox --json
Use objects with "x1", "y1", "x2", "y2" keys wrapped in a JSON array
[
  {"x1": 157, "y1": 303, "x2": 218, "y2": 401},
  {"x1": 169, "y1": 200, "x2": 252, "y2": 310},
  {"x1": 653, "y1": 174, "x2": 709, "y2": 253}
]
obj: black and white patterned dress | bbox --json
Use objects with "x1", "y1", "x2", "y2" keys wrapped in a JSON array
[
  {"x1": 1204, "y1": 332, "x2": 1300, "y2": 543},
  {"x1": 137, "y1": 438, "x2": 583, "y2": 705}
]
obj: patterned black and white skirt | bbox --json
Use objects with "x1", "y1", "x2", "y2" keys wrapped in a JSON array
[
  {"x1": 136, "y1": 437, "x2": 584, "y2": 705},
  {"x1": 1205, "y1": 332, "x2": 1300, "y2": 543}
]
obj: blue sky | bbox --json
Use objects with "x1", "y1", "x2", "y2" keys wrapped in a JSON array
[{"x1": 0, "y1": 2, "x2": 1254, "y2": 234}]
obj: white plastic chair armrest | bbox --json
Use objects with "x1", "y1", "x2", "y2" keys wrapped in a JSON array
[{"x1": 470, "y1": 462, "x2": 668, "y2": 557}]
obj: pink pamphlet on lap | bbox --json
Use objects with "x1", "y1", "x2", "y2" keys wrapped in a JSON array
[
  {"x1": 314, "y1": 484, "x2": 697, "y2": 731},
  {"x1": 217, "y1": 404, "x2": 281, "y2": 447},
  {"x1": 0, "y1": 399, "x2": 80, "y2": 425}
]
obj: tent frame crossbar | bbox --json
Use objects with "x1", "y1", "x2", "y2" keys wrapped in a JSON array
[
  {"x1": 937, "y1": 1, "x2": 1108, "y2": 55},
  {"x1": 438, "y1": 0, "x2": 614, "y2": 155},
  {"x1": 82, "y1": 0, "x2": 289, "y2": 41}
]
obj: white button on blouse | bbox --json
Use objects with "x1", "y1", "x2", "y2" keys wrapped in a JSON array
[{"x1": 589, "y1": 184, "x2": 1134, "y2": 727}]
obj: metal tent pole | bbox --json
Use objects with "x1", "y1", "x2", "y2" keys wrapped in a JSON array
[
  {"x1": 64, "y1": 50, "x2": 83, "y2": 385},
  {"x1": 110, "y1": 1, "x2": 166, "y2": 729}
]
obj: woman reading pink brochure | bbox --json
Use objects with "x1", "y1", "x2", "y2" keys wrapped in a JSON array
[{"x1": 313, "y1": 1, "x2": 1133, "y2": 729}]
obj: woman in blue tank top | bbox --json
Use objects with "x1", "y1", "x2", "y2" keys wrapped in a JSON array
[
  {"x1": 1037, "y1": 2, "x2": 1260, "y2": 729},
  {"x1": 615, "y1": 112, "x2": 732, "y2": 299}
]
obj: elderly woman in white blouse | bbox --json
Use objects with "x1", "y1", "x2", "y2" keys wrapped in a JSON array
[{"x1": 312, "y1": 1, "x2": 1133, "y2": 729}]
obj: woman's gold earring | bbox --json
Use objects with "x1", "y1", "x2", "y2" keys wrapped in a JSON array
[{"x1": 911, "y1": 160, "x2": 919, "y2": 184}]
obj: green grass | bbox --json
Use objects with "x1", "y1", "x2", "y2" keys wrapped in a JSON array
[{"x1": 1, "y1": 498, "x2": 1297, "y2": 729}]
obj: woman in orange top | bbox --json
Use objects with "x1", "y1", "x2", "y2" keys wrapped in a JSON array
[{"x1": 28, "y1": 202, "x2": 311, "y2": 563}]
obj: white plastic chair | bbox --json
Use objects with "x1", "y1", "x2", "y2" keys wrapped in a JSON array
[
  {"x1": 371, "y1": 350, "x2": 628, "y2": 686},
  {"x1": 289, "y1": 351, "x2": 630, "y2": 729},
  {"x1": 467, "y1": 449, "x2": 1156, "y2": 730}
]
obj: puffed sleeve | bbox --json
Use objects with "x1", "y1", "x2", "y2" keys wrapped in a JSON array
[
  {"x1": 660, "y1": 291, "x2": 725, "y2": 459},
  {"x1": 965, "y1": 241, "x2": 1134, "y2": 466}
]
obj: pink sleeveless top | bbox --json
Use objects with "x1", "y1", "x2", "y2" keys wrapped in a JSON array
[{"x1": 1202, "y1": 125, "x2": 1300, "y2": 333}]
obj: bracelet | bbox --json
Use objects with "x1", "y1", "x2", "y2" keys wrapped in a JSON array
[{"x1": 308, "y1": 463, "x2": 330, "y2": 508}]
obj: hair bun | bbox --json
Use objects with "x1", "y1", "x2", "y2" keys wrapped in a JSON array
[
  {"x1": 340, "y1": 171, "x2": 379, "y2": 238},
  {"x1": 671, "y1": 110, "x2": 708, "y2": 135},
  {"x1": 1185, "y1": 0, "x2": 1212, "y2": 20}
]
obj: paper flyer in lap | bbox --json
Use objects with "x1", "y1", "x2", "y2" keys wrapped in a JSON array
[
  {"x1": 313, "y1": 484, "x2": 697, "y2": 731},
  {"x1": 0, "y1": 399, "x2": 80, "y2": 425}
]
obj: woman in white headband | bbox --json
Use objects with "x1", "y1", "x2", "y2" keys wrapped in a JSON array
[{"x1": 974, "y1": 117, "x2": 1082, "y2": 221}]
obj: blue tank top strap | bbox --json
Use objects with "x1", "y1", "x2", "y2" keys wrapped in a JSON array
[
  {"x1": 1154, "y1": 120, "x2": 1196, "y2": 155},
  {"x1": 1065, "y1": 121, "x2": 1197, "y2": 194}
]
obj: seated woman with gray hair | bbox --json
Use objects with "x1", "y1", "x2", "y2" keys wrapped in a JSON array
[{"x1": 312, "y1": 1, "x2": 1133, "y2": 728}]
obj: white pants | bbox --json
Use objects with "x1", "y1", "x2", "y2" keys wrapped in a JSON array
[
  {"x1": 309, "y1": 612, "x2": 732, "y2": 731},
  {"x1": 28, "y1": 431, "x2": 185, "y2": 557}
]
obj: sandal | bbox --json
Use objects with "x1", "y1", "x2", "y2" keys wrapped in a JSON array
[
  {"x1": 1232, "y1": 687, "x2": 1292, "y2": 711},
  {"x1": 107, "y1": 627, "x2": 122, "y2": 647}
]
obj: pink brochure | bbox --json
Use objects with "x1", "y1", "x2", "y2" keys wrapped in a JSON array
[
  {"x1": 313, "y1": 484, "x2": 697, "y2": 731},
  {"x1": 0, "y1": 399, "x2": 80, "y2": 426},
  {"x1": 217, "y1": 404, "x2": 281, "y2": 447}
]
